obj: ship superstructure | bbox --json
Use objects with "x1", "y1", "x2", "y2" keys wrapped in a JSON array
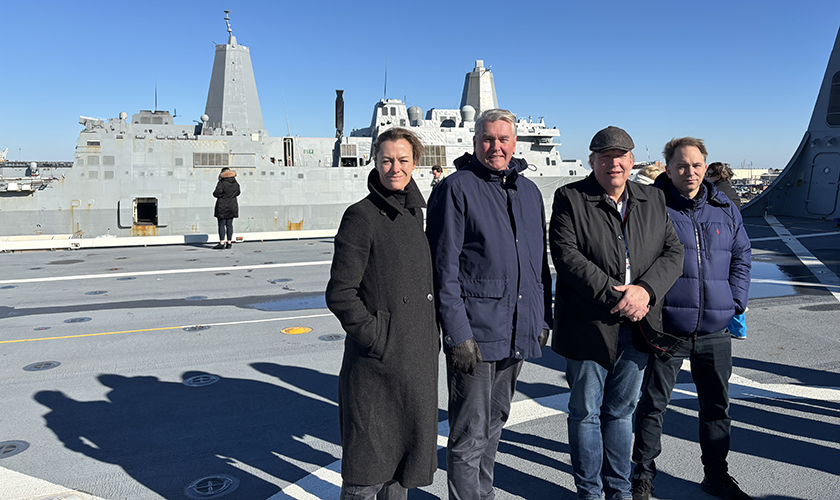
[{"x1": 0, "y1": 12, "x2": 585, "y2": 240}]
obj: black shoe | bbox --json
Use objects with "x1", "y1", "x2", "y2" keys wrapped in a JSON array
[
  {"x1": 701, "y1": 474, "x2": 752, "y2": 500},
  {"x1": 631, "y1": 477, "x2": 654, "y2": 500},
  {"x1": 213, "y1": 243, "x2": 225, "y2": 249},
  {"x1": 225, "y1": 242, "x2": 232, "y2": 249}
]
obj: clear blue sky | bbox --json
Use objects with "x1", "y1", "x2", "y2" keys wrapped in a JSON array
[{"x1": 3, "y1": 1, "x2": 839, "y2": 169}]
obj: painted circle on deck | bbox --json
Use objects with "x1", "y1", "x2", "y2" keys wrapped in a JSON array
[{"x1": 281, "y1": 326, "x2": 312, "y2": 335}]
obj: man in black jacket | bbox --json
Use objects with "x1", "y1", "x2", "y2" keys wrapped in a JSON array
[{"x1": 550, "y1": 126, "x2": 683, "y2": 500}]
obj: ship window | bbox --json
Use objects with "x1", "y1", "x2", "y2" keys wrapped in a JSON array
[
  {"x1": 88, "y1": 171, "x2": 99, "y2": 179},
  {"x1": 341, "y1": 158, "x2": 358, "y2": 167},
  {"x1": 546, "y1": 158, "x2": 551, "y2": 166},
  {"x1": 569, "y1": 170, "x2": 575, "y2": 175},
  {"x1": 88, "y1": 156, "x2": 100, "y2": 166},
  {"x1": 104, "y1": 171, "x2": 115, "y2": 179},
  {"x1": 552, "y1": 160, "x2": 556, "y2": 166},
  {"x1": 262, "y1": 171, "x2": 266, "y2": 175},
  {"x1": 87, "y1": 140, "x2": 101, "y2": 147},
  {"x1": 419, "y1": 145, "x2": 446, "y2": 167},
  {"x1": 168, "y1": 171, "x2": 174, "y2": 176},
  {"x1": 153, "y1": 117, "x2": 163, "y2": 125},
  {"x1": 441, "y1": 119, "x2": 456, "y2": 128},
  {"x1": 828, "y1": 71, "x2": 840, "y2": 126},
  {"x1": 226, "y1": 131, "x2": 233, "y2": 136},
  {"x1": 141, "y1": 117, "x2": 151, "y2": 124},
  {"x1": 298, "y1": 173, "x2": 305, "y2": 179},
  {"x1": 175, "y1": 158, "x2": 183, "y2": 166},
  {"x1": 134, "y1": 197, "x2": 157, "y2": 225},
  {"x1": 103, "y1": 155, "x2": 115, "y2": 165},
  {"x1": 270, "y1": 171, "x2": 275, "y2": 175},
  {"x1": 458, "y1": 138, "x2": 463, "y2": 143}
]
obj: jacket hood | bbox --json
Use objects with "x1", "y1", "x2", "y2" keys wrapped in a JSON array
[
  {"x1": 220, "y1": 169, "x2": 236, "y2": 179},
  {"x1": 366, "y1": 168, "x2": 426, "y2": 214}
]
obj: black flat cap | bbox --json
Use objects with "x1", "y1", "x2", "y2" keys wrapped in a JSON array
[{"x1": 589, "y1": 126, "x2": 635, "y2": 153}]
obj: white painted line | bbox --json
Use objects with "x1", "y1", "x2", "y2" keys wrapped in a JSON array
[
  {"x1": 0, "y1": 260, "x2": 332, "y2": 285},
  {"x1": 265, "y1": 369, "x2": 840, "y2": 500},
  {"x1": 0, "y1": 465, "x2": 108, "y2": 500},
  {"x1": 764, "y1": 215, "x2": 840, "y2": 303},
  {"x1": 751, "y1": 278, "x2": 840, "y2": 290},
  {"x1": 749, "y1": 229, "x2": 840, "y2": 242}
]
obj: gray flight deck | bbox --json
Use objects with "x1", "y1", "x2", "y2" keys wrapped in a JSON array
[{"x1": 1, "y1": 215, "x2": 838, "y2": 500}]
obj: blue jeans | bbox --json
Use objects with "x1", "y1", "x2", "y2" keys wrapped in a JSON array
[{"x1": 565, "y1": 325, "x2": 648, "y2": 500}]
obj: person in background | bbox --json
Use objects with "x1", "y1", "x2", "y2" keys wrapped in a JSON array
[
  {"x1": 427, "y1": 108, "x2": 552, "y2": 500},
  {"x1": 550, "y1": 126, "x2": 684, "y2": 500},
  {"x1": 706, "y1": 162, "x2": 742, "y2": 209},
  {"x1": 326, "y1": 128, "x2": 439, "y2": 500},
  {"x1": 705, "y1": 161, "x2": 747, "y2": 339},
  {"x1": 430, "y1": 165, "x2": 444, "y2": 189},
  {"x1": 631, "y1": 137, "x2": 751, "y2": 500},
  {"x1": 635, "y1": 164, "x2": 665, "y2": 185},
  {"x1": 212, "y1": 167, "x2": 240, "y2": 249}
]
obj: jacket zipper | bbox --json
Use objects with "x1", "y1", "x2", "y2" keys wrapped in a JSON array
[{"x1": 691, "y1": 209, "x2": 704, "y2": 333}]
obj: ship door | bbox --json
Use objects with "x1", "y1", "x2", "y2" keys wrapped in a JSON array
[
  {"x1": 806, "y1": 153, "x2": 840, "y2": 215},
  {"x1": 283, "y1": 138, "x2": 295, "y2": 166},
  {"x1": 134, "y1": 197, "x2": 158, "y2": 225}
]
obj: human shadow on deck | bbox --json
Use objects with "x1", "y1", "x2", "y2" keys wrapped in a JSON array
[
  {"x1": 0, "y1": 291, "x2": 326, "y2": 319},
  {"x1": 732, "y1": 357, "x2": 840, "y2": 388},
  {"x1": 34, "y1": 364, "x2": 340, "y2": 499},
  {"x1": 664, "y1": 396, "x2": 840, "y2": 476}
]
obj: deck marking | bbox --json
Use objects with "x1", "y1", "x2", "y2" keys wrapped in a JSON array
[
  {"x1": 0, "y1": 260, "x2": 332, "y2": 285},
  {"x1": 266, "y1": 367, "x2": 840, "y2": 500},
  {"x1": 765, "y1": 215, "x2": 840, "y2": 303},
  {"x1": 749, "y1": 229, "x2": 840, "y2": 243},
  {"x1": 0, "y1": 313, "x2": 333, "y2": 344}
]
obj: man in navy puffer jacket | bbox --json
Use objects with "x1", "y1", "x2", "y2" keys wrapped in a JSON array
[{"x1": 631, "y1": 137, "x2": 752, "y2": 500}]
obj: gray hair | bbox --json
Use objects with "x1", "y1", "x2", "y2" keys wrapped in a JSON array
[{"x1": 475, "y1": 109, "x2": 516, "y2": 137}]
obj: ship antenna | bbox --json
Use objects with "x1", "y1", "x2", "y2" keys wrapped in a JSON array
[
  {"x1": 383, "y1": 56, "x2": 388, "y2": 100},
  {"x1": 225, "y1": 10, "x2": 232, "y2": 36},
  {"x1": 283, "y1": 92, "x2": 291, "y2": 136},
  {"x1": 154, "y1": 76, "x2": 158, "y2": 112}
]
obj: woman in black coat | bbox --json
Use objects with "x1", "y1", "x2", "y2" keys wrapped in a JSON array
[
  {"x1": 326, "y1": 128, "x2": 439, "y2": 500},
  {"x1": 212, "y1": 167, "x2": 240, "y2": 249},
  {"x1": 706, "y1": 162, "x2": 742, "y2": 209}
]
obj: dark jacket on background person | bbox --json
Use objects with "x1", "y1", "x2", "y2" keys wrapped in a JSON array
[
  {"x1": 653, "y1": 175, "x2": 751, "y2": 336},
  {"x1": 550, "y1": 174, "x2": 684, "y2": 370},
  {"x1": 712, "y1": 179, "x2": 742, "y2": 209},
  {"x1": 426, "y1": 153, "x2": 553, "y2": 362},
  {"x1": 325, "y1": 169, "x2": 438, "y2": 488},
  {"x1": 213, "y1": 169, "x2": 240, "y2": 219}
]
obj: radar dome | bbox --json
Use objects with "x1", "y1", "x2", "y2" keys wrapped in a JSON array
[
  {"x1": 119, "y1": 112, "x2": 128, "y2": 120},
  {"x1": 201, "y1": 114, "x2": 210, "y2": 123},
  {"x1": 407, "y1": 106, "x2": 423, "y2": 123},
  {"x1": 461, "y1": 105, "x2": 476, "y2": 122}
]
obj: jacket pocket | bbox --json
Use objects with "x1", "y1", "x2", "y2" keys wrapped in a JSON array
[
  {"x1": 368, "y1": 310, "x2": 390, "y2": 359},
  {"x1": 461, "y1": 279, "x2": 510, "y2": 342}
]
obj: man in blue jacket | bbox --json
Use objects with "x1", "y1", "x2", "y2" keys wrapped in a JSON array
[
  {"x1": 631, "y1": 137, "x2": 752, "y2": 500},
  {"x1": 427, "y1": 108, "x2": 553, "y2": 500}
]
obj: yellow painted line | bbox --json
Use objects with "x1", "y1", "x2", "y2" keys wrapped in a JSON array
[
  {"x1": 0, "y1": 313, "x2": 334, "y2": 344},
  {"x1": 0, "y1": 260, "x2": 332, "y2": 285}
]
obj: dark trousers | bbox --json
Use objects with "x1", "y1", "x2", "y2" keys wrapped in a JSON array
[
  {"x1": 633, "y1": 329, "x2": 732, "y2": 480},
  {"x1": 217, "y1": 218, "x2": 233, "y2": 241},
  {"x1": 447, "y1": 357, "x2": 523, "y2": 500},
  {"x1": 340, "y1": 480, "x2": 407, "y2": 500}
]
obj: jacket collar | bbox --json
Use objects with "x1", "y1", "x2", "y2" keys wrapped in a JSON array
[
  {"x1": 366, "y1": 168, "x2": 426, "y2": 215},
  {"x1": 652, "y1": 173, "x2": 729, "y2": 210},
  {"x1": 579, "y1": 173, "x2": 650, "y2": 206},
  {"x1": 455, "y1": 153, "x2": 527, "y2": 188}
]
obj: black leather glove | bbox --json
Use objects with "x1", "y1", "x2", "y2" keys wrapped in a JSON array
[
  {"x1": 538, "y1": 329, "x2": 550, "y2": 349},
  {"x1": 448, "y1": 338, "x2": 483, "y2": 375}
]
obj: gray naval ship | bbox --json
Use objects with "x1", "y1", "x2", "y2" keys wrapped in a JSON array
[{"x1": 0, "y1": 11, "x2": 585, "y2": 245}]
